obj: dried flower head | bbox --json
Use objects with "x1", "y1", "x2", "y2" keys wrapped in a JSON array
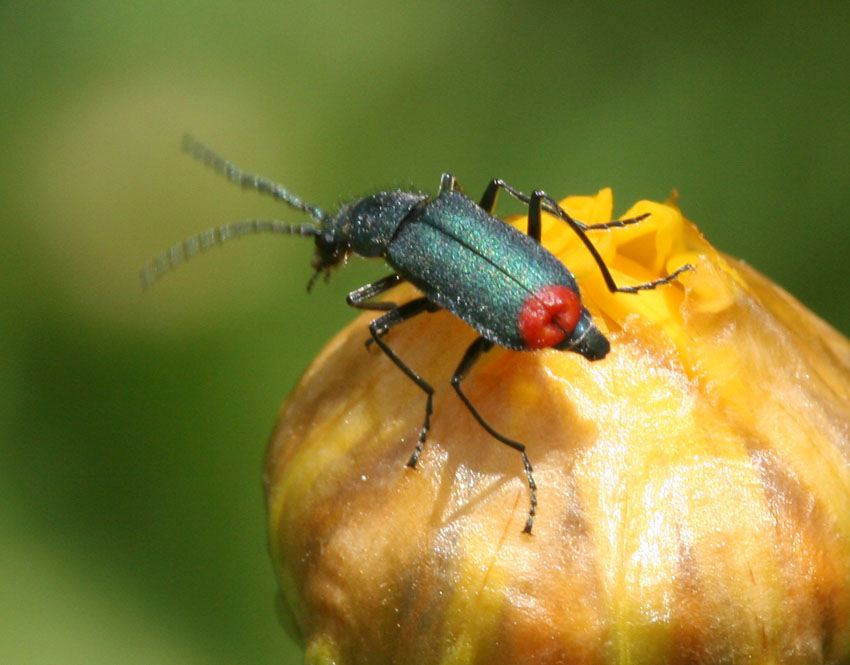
[{"x1": 265, "y1": 188, "x2": 850, "y2": 665}]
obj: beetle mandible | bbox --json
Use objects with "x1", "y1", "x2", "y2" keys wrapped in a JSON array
[{"x1": 142, "y1": 135, "x2": 694, "y2": 534}]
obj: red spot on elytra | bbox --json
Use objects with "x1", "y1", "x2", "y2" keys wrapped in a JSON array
[{"x1": 518, "y1": 284, "x2": 581, "y2": 349}]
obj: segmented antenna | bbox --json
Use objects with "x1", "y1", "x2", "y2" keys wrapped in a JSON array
[
  {"x1": 140, "y1": 218, "x2": 319, "y2": 288},
  {"x1": 181, "y1": 134, "x2": 328, "y2": 222}
]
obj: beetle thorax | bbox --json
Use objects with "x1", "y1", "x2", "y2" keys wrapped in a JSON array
[{"x1": 341, "y1": 191, "x2": 427, "y2": 259}]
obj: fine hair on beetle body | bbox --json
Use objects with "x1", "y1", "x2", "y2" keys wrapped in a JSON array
[{"x1": 142, "y1": 135, "x2": 693, "y2": 534}]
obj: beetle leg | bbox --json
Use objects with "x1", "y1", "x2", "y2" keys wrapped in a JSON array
[
  {"x1": 347, "y1": 273, "x2": 405, "y2": 311},
  {"x1": 579, "y1": 212, "x2": 651, "y2": 231},
  {"x1": 481, "y1": 179, "x2": 659, "y2": 239},
  {"x1": 529, "y1": 191, "x2": 694, "y2": 293},
  {"x1": 451, "y1": 336, "x2": 538, "y2": 534},
  {"x1": 439, "y1": 173, "x2": 463, "y2": 194},
  {"x1": 368, "y1": 298, "x2": 442, "y2": 470},
  {"x1": 350, "y1": 274, "x2": 440, "y2": 349},
  {"x1": 480, "y1": 181, "x2": 692, "y2": 292},
  {"x1": 478, "y1": 179, "x2": 540, "y2": 239},
  {"x1": 479, "y1": 178, "x2": 532, "y2": 213}
]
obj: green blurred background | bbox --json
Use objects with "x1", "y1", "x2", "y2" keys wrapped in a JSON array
[{"x1": 2, "y1": 2, "x2": 848, "y2": 663}]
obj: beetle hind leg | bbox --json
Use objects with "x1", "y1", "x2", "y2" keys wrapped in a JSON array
[
  {"x1": 479, "y1": 181, "x2": 692, "y2": 287},
  {"x1": 527, "y1": 191, "x2": 694, "y2": 294},
  {"x1": 451, "y1": 336, "x2": 538, "y2": 534}
]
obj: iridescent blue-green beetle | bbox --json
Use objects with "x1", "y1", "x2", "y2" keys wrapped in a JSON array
[{"x1": 143, "y1": 136, "x2": 692, "y2": 533}]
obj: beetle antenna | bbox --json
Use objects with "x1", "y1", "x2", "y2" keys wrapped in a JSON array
[
  {"x1": 182, "y1": 134, "x2": 328, "y2": 223},
  {"x1": 140, "y1": 218, "x2": 320, "y2": 289}
]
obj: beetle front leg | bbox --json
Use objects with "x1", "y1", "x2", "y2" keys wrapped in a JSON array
[
  {"x1": 347, "y1": 273, "x2": 405, "y2": 312},
  {"x1": 451, "y1": 336, "x2": 538, "y2": 534},
  {"x1": 369, "y1": 298, "x2": 440, "y2": 468},
  {"x1": 350, "y1": 275, "x2": 440, "y2": 350}
]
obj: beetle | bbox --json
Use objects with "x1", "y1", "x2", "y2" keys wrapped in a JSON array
[{"x1": 142, "y1": 135, "x2": 693, "y2": 533}]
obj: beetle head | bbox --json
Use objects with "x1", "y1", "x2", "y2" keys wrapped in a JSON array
[{"x1": 308, "y1": 228, "x2": 350, "y2": 290}]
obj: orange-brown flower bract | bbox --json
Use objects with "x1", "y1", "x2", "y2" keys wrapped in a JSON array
[{"x1": 264, "y1": 188, "x2": 850, "y2": 665}]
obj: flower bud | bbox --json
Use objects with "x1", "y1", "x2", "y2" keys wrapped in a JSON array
[{"x1": 264, "y1": 188, "x2": 850, "y2": 664}]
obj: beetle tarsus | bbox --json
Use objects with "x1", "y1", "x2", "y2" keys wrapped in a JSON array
[
  {"x1": 406, "y1": 399, "x2": 432, "y2": 468},
  {"x1": 525, "y1": 191, "x2": 692, "y2": 295}
]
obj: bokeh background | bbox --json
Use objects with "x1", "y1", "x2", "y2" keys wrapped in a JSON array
[{"x1": 2, "y1": 2, "x2": 848, "y2": 664}]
